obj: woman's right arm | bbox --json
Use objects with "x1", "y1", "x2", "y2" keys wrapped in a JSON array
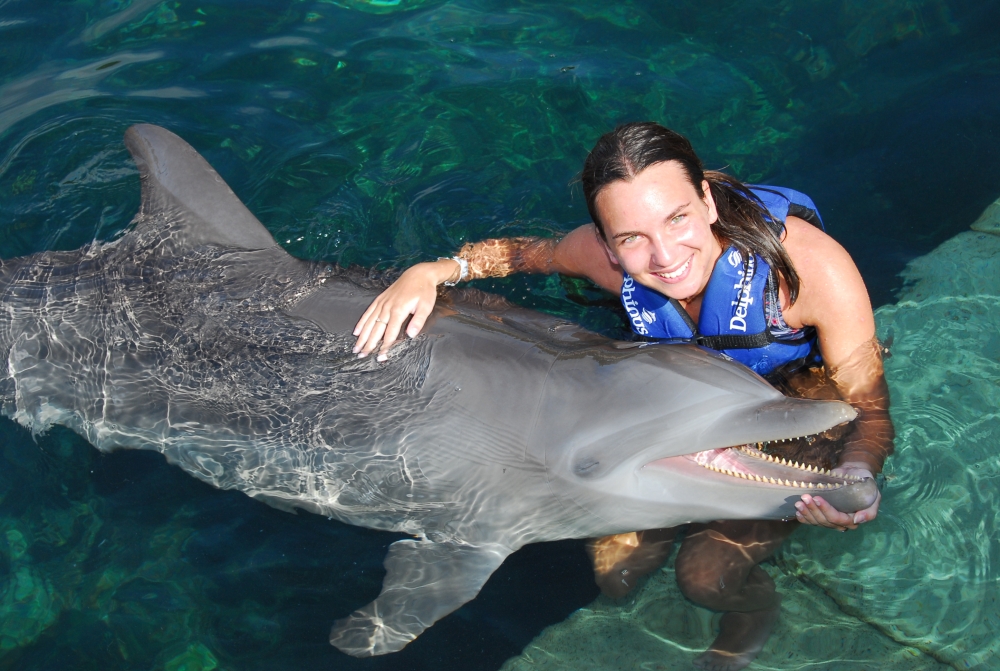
[{"x1": 352, "y1": 224, "x2": 622, "y2": 359}]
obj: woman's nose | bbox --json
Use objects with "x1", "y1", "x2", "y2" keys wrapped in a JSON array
[{"x1": 647, "y1": 233, "x2": 675, "y2": 268}]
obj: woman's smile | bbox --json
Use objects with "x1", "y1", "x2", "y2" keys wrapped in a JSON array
[{"x1": 652, "y1": 254, "x2": 693, "y2": 283}]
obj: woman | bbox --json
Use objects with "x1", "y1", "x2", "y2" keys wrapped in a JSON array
[{"x1": 353, "y1": 122, "x2": 893, "y2": 671}]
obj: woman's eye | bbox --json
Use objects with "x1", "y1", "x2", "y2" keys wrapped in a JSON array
[
  {"x1": 671, "y1": 214, "x2": 685, "y2": 225},
  {"x1": 622, "y1": 234, "x2": 639, "y2": 244}
]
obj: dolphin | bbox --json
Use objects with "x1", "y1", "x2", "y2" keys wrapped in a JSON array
[{"x1": 0, "y1": 124, "x2": 876, "y2": 657}]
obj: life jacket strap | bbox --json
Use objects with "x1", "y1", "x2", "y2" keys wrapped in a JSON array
[{"x1": 695, "y1": 331, "x2": 774, "y2": 350}]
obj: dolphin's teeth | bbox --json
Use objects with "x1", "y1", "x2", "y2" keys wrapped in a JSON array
[
  {"x1": 807, "y1": 482, "x2": 815, "y2": 488},
  {"x1": 781, "y1": 458, "x2": 788, "y2": 465},
  {"x1": 784, "y1": 479, "x2": 791, "y2": 486},
  {"x1": 767, "y1": 477, "x2": 776, "y2": 484}
]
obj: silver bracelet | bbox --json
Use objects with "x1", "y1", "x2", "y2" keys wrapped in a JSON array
[{"x1": 440, "y1": 256, "x2": 468, "y2": 286}]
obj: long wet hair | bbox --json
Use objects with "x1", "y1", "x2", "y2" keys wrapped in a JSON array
[{"x1": 581, "y1": 122, "x2": 801, "y2": 304}]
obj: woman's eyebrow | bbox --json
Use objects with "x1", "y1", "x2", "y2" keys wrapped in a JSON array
[{"x1": 661, "y1": 202, "x2": 689, "y2": 222}]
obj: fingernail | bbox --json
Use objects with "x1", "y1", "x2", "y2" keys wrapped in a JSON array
[
  {"x1": 352, "y1": 346, "x2": 359, "y2": 353},
  {"x1": 376, "y1": 354, "x2": 387, "y2": 362},
  {"x1": 357, "y1": 352, "x2": 367, "y2": 359},
  {"x1": 794, "y1": 502, "x2": 804, "y2": 512}
]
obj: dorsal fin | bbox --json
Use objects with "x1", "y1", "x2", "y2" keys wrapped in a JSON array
[{"x1": 124, "y1": 124, "x2": 279, "y2": 251}]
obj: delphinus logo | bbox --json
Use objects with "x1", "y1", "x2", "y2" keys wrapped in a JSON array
[
  {"x1": 729, "y1": 254, "x2": 755, "y2": 332},
  {"x1": 727, "y1": 249, "x2": 742, "y2": 268},
  {"x1": 641, "y1": 307, "x2": 656, "y2": 324},
  {"x1": 621, "y1": 275, "x2": 649, "y2": 335}
]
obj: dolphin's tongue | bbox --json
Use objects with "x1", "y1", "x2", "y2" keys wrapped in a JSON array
[{"x1": 674, "y1": 446, "x2": 864, "y2": 488}]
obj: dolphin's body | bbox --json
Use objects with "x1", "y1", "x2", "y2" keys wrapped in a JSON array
[{"x1": 0, "y1": 125, "x2": 876, "y2": 656}]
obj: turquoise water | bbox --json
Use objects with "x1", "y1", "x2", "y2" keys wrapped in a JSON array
[{"x1": 1, "y1": 1, "x2": 999, "y2": 669}]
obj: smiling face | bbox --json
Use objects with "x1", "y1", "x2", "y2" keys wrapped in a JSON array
[{"x1": 595, "y1": 161, "x2": 722, "y2": 304}]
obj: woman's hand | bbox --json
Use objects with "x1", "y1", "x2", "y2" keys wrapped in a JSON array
[
  {"x1": 793, "y1": 461, "x2": 880, "y2": 531},
  {"x1": 352, "y1": 258, "x2": 460, "y2": 361}
]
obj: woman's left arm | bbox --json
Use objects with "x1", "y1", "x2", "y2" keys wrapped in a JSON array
[{"x1": 778, "y1": 217, "x2": 895, "y2": 531}]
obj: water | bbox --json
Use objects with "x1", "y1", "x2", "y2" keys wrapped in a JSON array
[{"x1": 1, "y1": 0, "x2": 999, "y2": 669}]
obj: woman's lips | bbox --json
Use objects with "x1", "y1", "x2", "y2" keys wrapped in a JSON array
[{"x1": 653, "y1": 255, "x2": 692, "y2": 284}]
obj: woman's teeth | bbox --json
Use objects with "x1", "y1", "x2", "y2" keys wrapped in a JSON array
[{"x1": 657, "y1": 257, "x2": 691, "y2": 280}]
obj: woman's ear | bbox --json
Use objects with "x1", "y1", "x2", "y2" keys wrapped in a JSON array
[{"x1": 702, "y1": 179, "x2": 719, "y2": 225}]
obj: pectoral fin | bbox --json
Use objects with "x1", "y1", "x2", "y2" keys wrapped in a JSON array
[{"x1": 330, "y1": 539, "x2": 511, "y2": 657}]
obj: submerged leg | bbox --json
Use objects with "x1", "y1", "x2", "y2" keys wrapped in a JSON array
[
  {"x1": 587, "y1": 527, "x2": 680, "y2": 599},
  {"x1": 675, "y1": 520, "x2": 796, "y2": 671}
]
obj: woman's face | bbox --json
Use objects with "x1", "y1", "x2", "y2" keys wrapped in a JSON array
[{"x1": 595, "y1": 160, "x2": 722, "y2": 303}]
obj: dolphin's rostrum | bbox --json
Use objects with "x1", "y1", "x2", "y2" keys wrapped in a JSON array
[{"x1": 0, "y1": 125, "x2": 876, "y2": 656}]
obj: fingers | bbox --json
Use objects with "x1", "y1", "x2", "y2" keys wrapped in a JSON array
[
  {"x1": 352, "y1": 295, "x2": 426, "y2": 359},
  {"x1": 376, "y1": 311, "x2": 410, "y2": 362},
  {"x1": 851, "y1": 489, "x2": 882, "y2": 525},
  {"x1": 353, "y1": 300, "x2": 378, "y2": 337},
  {"x1": 353, "y1": 309, "x2": 389, "y2": 357},
  {"x1": 352, "y1": 300, "x2": 386, "y2": 356},
  {"x1": 794, "y1": 495, "x2": 859, "y2": 531},
  {"x1": 406, "y1": 301, "x2": 435, "y2": 339},
  {"x1": 352, "y1": 263, "x2": 445, "y2": 359}
]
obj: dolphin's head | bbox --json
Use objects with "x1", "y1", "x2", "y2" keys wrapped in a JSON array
[{"x1": 532, "y1": 342, "x2": 876, "y2": 532}]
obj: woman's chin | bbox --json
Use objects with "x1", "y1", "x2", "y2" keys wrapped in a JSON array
[{"x1": 639, "y1": 273, "x2": 699, "y2": 301}]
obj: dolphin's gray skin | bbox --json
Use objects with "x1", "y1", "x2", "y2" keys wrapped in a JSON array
[{"x1": 0, "y1": 125, "x2": 877, "y2": 657}]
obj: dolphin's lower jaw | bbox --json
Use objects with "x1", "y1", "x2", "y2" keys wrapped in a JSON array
[{"x1": 642, "y1": 436, "x2": 880, "y2": 518}]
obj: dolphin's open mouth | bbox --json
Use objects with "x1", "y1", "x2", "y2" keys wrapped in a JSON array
[
  {"x1": 649, "y1": 436, "x2": 864, "y2": 490},
  {"x1": 687, "y1": 444, "x2": 863, "y2": 488}
]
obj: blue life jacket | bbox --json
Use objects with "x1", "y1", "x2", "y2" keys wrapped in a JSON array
[{"x1": 619, "y1": 185, "x2": 823, "y2": 376}]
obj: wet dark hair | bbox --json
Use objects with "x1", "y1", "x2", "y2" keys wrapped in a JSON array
[{"x1": 581, "y1": 122, "x2": 801, "y2": 304}]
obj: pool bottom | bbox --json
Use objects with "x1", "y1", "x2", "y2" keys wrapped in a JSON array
[{"x1": 500, "y1": 556, "x2": 944, "y2": 671}]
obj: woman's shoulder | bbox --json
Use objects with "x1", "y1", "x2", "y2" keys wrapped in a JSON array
[
  {"x1": 780, "y1": 215, "x2": 856, "y2": 278},
  {"x1": 778, "y1": 216, "x2": 870, "y2": 332}
]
